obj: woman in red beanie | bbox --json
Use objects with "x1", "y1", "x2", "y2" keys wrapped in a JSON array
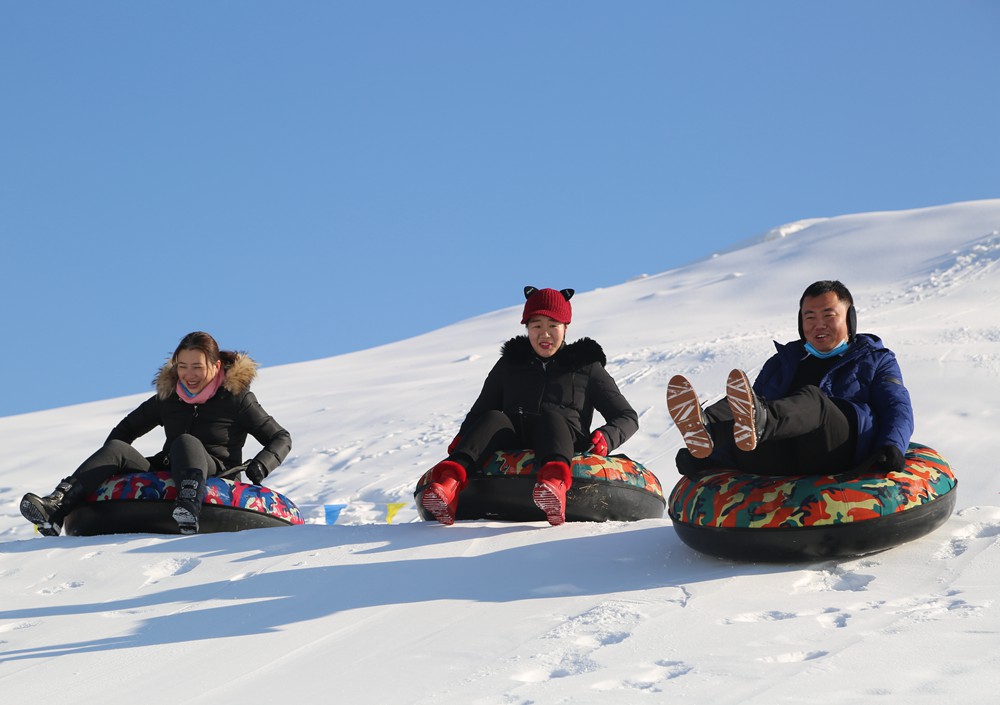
[{"x1": 422, "y1": 286, "x2": 638, "y2": 526}]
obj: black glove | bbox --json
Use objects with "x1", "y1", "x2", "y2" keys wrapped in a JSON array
[
  {"x1": 874, "y1": 445, "x2": 905, "y2": 473},
  {"x1": 244, "y1": 459, "x2": 268, "y2": 485}
]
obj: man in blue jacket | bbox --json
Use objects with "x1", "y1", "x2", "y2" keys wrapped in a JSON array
[{"x1": 667, "y1": 280, "x2": 914, "y2": 476}]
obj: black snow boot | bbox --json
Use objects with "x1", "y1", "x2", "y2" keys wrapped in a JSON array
[
  {"x1": 171, "y1": 475, "x2": 203, "y2": 535},
  {"x1": 20, "y1": 477, "x2": 85, "y2": 536}
]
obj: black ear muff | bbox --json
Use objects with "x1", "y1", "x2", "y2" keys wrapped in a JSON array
[
  {"x1": 560, "y1": 288, "x2": 575, "y2": 301},
  {"x1": 524, "y1": 286, "x2": 538, "y2": 300}
]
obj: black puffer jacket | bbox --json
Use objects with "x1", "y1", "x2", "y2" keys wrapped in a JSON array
[
  {"x1": 106, "y1": 353, "x2": 291, "y2": 477},
  {"x1": 459, "y1": 336, "x2": 638, "y2": 452}
]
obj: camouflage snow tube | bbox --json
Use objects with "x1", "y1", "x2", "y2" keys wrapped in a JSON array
[
  {"x1": 415, "y1": 450, "x2": 665, "y2": 523},
  {"x1": 63, "y1": 471, "x2": 304, "y2": 536},
  {"x1": 668, "y1": 443, "x2": 957, "y2": 562}
]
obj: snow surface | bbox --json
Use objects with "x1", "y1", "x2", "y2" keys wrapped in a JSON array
[{"x1": 3, "y1": 199, "x2": 1000, "y2": 703}]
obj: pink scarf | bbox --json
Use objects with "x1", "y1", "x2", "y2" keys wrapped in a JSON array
[{"x1": 176, "y1": 367, "x2": 226, "y2": 405}]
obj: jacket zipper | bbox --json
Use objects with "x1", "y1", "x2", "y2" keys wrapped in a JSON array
[{"x1": 186, "y1": 404, "x2": 199, "y2": 434}]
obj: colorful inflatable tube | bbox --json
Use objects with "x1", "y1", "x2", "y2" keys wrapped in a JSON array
[
  {"x1": 668, "y1": 443, "x2": 957, "y2": 562},
  {"x1": 62, "y1": 471, "x2": 304, "y2": 536},
  {"x1": 415, "y1": 451, "x2": 665, "y2": 523}
]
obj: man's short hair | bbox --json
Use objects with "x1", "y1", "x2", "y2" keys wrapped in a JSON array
[{"x1": 799, "y1": 280, "x2": 854, "y2": 309}]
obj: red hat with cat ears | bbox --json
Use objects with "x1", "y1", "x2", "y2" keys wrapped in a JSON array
[{"x1": 521, "y1": 286, "x2": 574, "y2": 324}]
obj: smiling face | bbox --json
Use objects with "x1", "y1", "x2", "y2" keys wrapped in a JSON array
[
  {"x1": 175, "y1": 348, "x2": 221, "y2": 394},
  {"x1": 800, "y1": 291, "x2": 850, "y2": 352},
  {"x1": 526, "y1": 315, "x2": 567, "y2": 358}
]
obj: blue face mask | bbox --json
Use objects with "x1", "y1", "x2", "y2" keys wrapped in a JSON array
[{"x1": 805, "y1": 340, "x2": 849, "y2": 359}]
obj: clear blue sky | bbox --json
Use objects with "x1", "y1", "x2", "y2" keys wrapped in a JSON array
[{"x1": 2, "y1": 1, "x2": 998, "y2": 418}]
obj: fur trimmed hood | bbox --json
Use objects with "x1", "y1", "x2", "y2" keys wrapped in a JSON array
[
  {"x1": 500, "y1": 336, "x2": 607, "y2": 368},
  {"x1": 154, "y1": 352, "x2": 259, "y2": 400}
]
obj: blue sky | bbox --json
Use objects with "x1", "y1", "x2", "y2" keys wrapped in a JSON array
[{"x1": 2, "y1": 1, "x2": 998, "y2": 418}]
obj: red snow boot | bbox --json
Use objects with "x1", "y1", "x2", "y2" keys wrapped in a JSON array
[
  {"x1": 421, "y1": 460, "x2": 467, "y2": 525},
  {"x1": 532, "y1": 460, "x2": 572, "y2": 526}
]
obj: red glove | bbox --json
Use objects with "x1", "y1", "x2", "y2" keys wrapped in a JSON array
[
  {"x1": 590, "y1": 430, "x2": 608, "y2": 456},
  {"x1": 447, "y1": 434, "x2": 461, "y2": 454}
]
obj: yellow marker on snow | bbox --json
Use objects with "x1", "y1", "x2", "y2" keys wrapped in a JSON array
[{"x1": 386, "y1": 503, "x2": 407, "y2": 524}]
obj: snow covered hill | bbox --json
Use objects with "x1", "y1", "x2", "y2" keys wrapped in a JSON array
[{"x1": 2, "y1": 199, "x2": 999, "y2": 703}]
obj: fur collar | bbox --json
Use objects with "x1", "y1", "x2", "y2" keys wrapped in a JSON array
[
  {"x1": 154, "y1": 353, "x2": 258, "y2": 400},
  {"x1": 500, "y1": 336, "x2": 607, "y2": 368}
]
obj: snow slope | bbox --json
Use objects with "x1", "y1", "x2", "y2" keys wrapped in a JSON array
[{"x1": 2, "y1": 200, "x2": 999, "y2": 703}]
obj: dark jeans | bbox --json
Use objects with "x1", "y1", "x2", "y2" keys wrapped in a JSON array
[
  {"x1": 71, "y1": 435, "x2": 224, "y2": 497},
  {"x1": 685, "y1": 385, "x2": 856, "y2": 476},
  {"x1": 450, "y1": 409, "x2": 580, "y2": 471}
]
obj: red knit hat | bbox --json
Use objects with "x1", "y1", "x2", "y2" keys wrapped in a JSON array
[{"x1": 521, "y1": 286, "x2": 574, "y2": 324}]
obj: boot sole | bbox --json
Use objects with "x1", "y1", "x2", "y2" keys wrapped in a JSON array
[
  {"x1": 667, "y1": 375, "x2": 714, "y2": 459},
  {"x1": 20, "y1": 497, "x2": 48, "y2": 524},
  {"x1": 727, "y1": 368, "x2": 758, "y2": 452},
  {"x1": 421, "y1": 485, "x2": 456, "y2": 525},
  {"x1": 532, "y1": 482, "x2": 566, "y2": 526},
  {"x1": 172, "y1": 506, "x2": 200, "y2": 535},
  {"x1": 20, "y1": 497, "x2": 61, "y2": 536}
]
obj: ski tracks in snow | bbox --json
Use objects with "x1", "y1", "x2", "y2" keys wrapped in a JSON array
[{"x1": 869, "y1": 229, "x2": 1000, "y2": 311}]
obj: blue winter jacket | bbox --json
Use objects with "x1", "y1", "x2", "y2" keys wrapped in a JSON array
[{"x1": 753, "y1": 334, "x2": 914, "y2": 463}]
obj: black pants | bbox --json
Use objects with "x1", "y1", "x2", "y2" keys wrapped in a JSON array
[
  {"x1": 450, "y1": 409, "x2": 579, "y2": 471},
  {"x1": 71, "y1": 435, "x2": 224, "y2": 497},
  {"x1": 684, "y1": 385, "x2": 856, "y2": 476}
]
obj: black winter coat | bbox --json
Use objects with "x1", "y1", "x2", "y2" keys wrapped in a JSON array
[
  {"x1": 459, "y1": 336, "x2": 638, "y2": 452},
  {"x1": 106, "y1": 354, "x2": 291, "y2": 477}
]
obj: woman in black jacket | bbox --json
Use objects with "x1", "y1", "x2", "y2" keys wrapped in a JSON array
[
  {"x1": 422, "y1": 287, "x2": 638, "y2": 526},
  {"x1": 20, "y1": 331, "x2": 291, "y2": 535}
]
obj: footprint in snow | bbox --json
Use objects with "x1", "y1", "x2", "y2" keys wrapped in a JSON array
[
  {"x1": 0, "y1": 620, "x2": 40, "y2": 633},
  {"x1": 37, "y1": 580, "x2": 84, "y2": 595},
  {"x1": 974, "y1": 522, "x2": 1000, "y2": 539},
  {"x1": 934, "y1": 513, "x2": 1000, "y2": 559},
  {"x1": 509, "y1": 600, "x2": 647, "y2": 683},
  {"x1": 720, "y1": 610, "x2": 798, "y2": 625},
  {"x1": 791, "y1": 565, "x2": 874, "y2": 593},
  {"x1": 816, "y1": 609, "x2": 851, "y2": 629},
  {"x1": 510, "y1": 652, "x2": 600, "y2": 682},
  {"x1": 722, "y1": 607, "x2": 852, "y2": 629},
  {"x1": 590, "y1": 660, "x2": 694, "y2": 692},
  {"x1": 141, "y1": 557, "x2": 201, "y2": 585},
  {"x1": 758, "y1": 650, "x2": 829, "y2": 664},
  {"x1": 886, "y1": 590, "x2": 989, "y2": 622}
]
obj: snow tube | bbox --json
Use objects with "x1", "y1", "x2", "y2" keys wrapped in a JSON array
[
  {"x1": 62, "y1": 471, "x2": 304, "y2": 536},
  {"x1": 414, "y1": 451, "x2": 665, "y2": 523},
  {"x1": 668, "y1": 443, "x2": 956, "y2": 562}
]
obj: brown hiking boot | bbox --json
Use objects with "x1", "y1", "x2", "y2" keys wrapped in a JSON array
[
  {"x1": 726, "y1": 368, "x2": 767, "y2": 452},
  {"x1": 667, "y1": 375, "x2": 713, "y2": 459}
]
